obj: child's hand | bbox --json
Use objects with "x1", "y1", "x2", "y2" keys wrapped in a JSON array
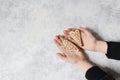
[{"x1": 64, "y1": 27, "x2": 108, "y2": 53}]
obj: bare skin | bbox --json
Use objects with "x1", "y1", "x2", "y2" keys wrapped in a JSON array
[
  {"x1": 64, "y1": 27, "x2": 108, "y2": 54},
  {"x1": 54, "y1": 35, "x2": 94, "y2": 73}
]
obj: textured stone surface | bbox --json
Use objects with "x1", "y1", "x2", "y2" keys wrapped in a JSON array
[{"x1": 0, "y1": 0, "x2": 120, "y2": 80}]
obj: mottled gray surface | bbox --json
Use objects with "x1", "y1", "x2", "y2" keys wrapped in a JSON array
[{"x1": 0, "y1": 0, "x2": 120, "y2": 80}]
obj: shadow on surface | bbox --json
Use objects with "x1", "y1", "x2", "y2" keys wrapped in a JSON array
[
  {"x1": 103, "y1": 67, "x2": 120, "y2": 79},
  {"x1": 86, "y1": 28, "x2": 104, "y2": 41}
]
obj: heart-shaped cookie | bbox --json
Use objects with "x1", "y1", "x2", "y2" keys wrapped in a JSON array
[
  {"x1": 69, "y1": 29, "x2": 82, "y2": 46},
  {"x1": 60, "y1": 39, "x2": 79, "y2": 53}
]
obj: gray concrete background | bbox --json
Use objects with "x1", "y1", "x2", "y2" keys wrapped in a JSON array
[{"x1": 0, "y1": 0, "x2": 120, "y2": 80}]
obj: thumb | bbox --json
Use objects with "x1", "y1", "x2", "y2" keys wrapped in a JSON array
[{"x1": 80, "y1": 27, "x2": 90, "y2": 34}]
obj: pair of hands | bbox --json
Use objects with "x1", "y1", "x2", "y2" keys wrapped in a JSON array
[{"x1": 54, "y1": 27, "x2": 108, "y2": 73}]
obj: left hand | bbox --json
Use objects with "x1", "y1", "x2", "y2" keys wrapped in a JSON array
[
  {"x1": 54, "y1": 35, "x2": 94, "y2": 73},
  {"x1": 54, "y1": 35, "x2": 88, "y2": 64}
]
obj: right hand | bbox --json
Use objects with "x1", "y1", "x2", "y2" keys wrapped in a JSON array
[{"x1": 64, "y1": 27, "x2": 108, "y2": 53}]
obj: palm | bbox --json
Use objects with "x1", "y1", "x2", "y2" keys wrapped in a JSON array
[
  {"x1": 81, "y1": 32, "x2": 97, "y2": 51},
  {"x1": 64, "y1": 27, "x2": 97, "y2": 51},
  {"x1": 67, "y1": 51, "x2": 87, "y2": 64}
]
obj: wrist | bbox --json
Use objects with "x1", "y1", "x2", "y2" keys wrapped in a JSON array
[
  {"x1": 95, "y1": 40, "x2": 108, "y2": 54},
  {"x1": 75, "y1": 60, "x2": 94, "y2": 73}
]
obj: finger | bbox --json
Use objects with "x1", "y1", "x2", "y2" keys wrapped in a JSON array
[
  {"x1": 63, "y1": 29, "x2": 73, "y2": 35},
  {"x1": 55, "y1": 35, "x2": 59, "y2": 40},
  {"x1": 57, "y1": 35, "x2": 63, "y2": 42},
  {"x1": 67, "y1": 28, "x2": 74, "y2": 31},
  {"x1": 63, "y1": 31, "x2": 71, "y2": 39},
  {"x1": 63, "y1": 30, "x2": 70, "y2": 36},
  {"x1": 81, "y1": 30, "x2": 86, "y2": 37},
  {"x1": 55, "y1": 35, "x2": 63, "y2": 45},
  {"x1": 64, "y1": 28, "x2": 76, "y2": 35},
  {"x1": 80, "y1": 27, "x2": 90, "y2": 34},
  {"x1": 54, "y1": 39, "x2": 61, "y2": 47},
  {"x1": 67, "y1": 28, "x2": 76, "y2": 31},
  {"x1": 63, "y1": 28, "x2": 78, "y2": 37},
  {"x1": 56, "y1": 53, "x2": 68, "y2": 62},
  {"x1": 59, "y1": 35, "x2": 66, "y2": 41}
]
